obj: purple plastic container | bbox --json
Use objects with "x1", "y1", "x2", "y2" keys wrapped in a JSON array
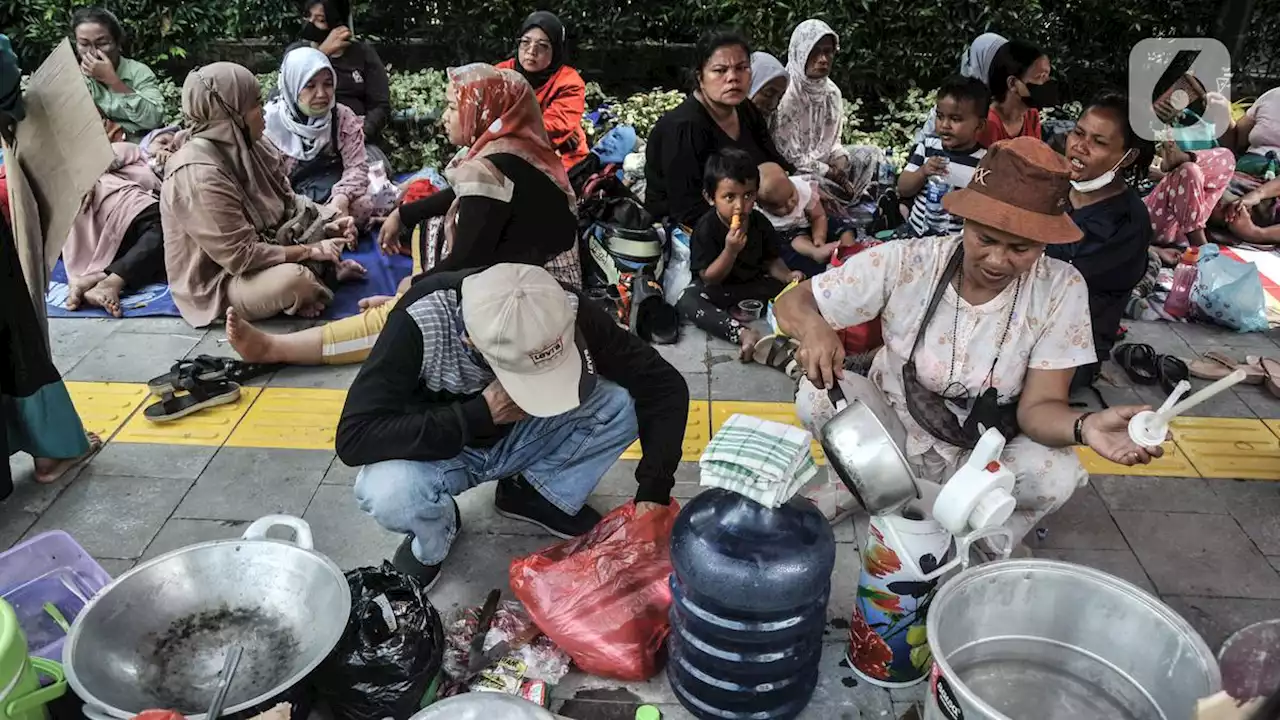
[{"x1": 0, "y1": 531, "x2": 111, "y2": 661}]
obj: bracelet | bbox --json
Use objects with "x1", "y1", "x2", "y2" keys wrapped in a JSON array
[{"x1": 1074, "y1": 412, "x2": 1094, "y2": 446}]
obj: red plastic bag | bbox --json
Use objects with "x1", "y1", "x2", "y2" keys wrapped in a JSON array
[
  {"x1": 509, "y1": 501, "x2": 679, "y2": 681},
  {"x1": 831, "y1": 244, "x2": 884, "y2": 354}
]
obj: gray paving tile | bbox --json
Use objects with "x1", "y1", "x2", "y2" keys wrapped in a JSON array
[
  {"x1": 86, "y1": 443, "x2": 217, "y2": 480},
  {"x1": 1035, "y1": 548, "x2": 1157, "y2": 594},
  {"x1": 46, "y1": 318, "x2": 119, "y2": 366},
  {"x1": 1114, "y1": 325, "x2": 1194, "y2": 360},
  {"x1": 4, "y1": 454, "x2": 83, "y2": 515},
  {"x1": 591, "y1": 461, "x2": 702, "y2": 499},
  {"x1": 682, "y1": 372, "x2": 710, "y2": 400},
  {"x1": 1027, "y1": 485, "x2": 1128, "y2": 551},
  {"x1": 1071, "y1": 382, "x2": 1143, "y2": 411},
  {"x1": 1271, "y1": 556, "x2": 1280, "y2": 575},
  {"x1": 654, "y1": 328, "x2": 709, "y2": 374},
  {"x1": 302, "y1": 484, "x2": 400, "y2": 571},
  {"x1": 1163, "y1": 596, "x2": 1280, "y2": 650},
  {"x1": 709, "y1": 358, "x2": 798, "y2": 402},
  {"x1": 0, "y1": 505, "x2": 38, "y2": 552},
  {"x1": 94, "y1": 557, "x2": 136, "y2": 577},
  {"x1": 1113, "y1": 510, "x2": 1280, "y2": 599},
  {"x1": 1224, "y1": 497, "x2": 1280, "y2": 556},
  {"x1": 1091, "y1": 475, "x2": 1227, "y2": 514},
  {"x1": 65, "y1": 331, "x2": 203, "y2": 382},
  {"x1": 1206, "y1": 478, "x2": 1280, "y2": 503},
  {"x1": 174, "y1": 447, "x2": 332, "y2": 521},
  {"x1": 1180, "y1": 322, "x2": 1280, "y2": 347},
  {"x1": 322, "y1": 459, "x2": 360, "y2": 485},
  {"x1": 268, "y1": 363, "x2": 362, "y2": 389},
  {"x1": 116, "y1": 318, "x2": 204, "y2": 334},
  {"x1": 26, "y1": 470, "x2": 193, "y2": 559},
  {"x1": 426, "y1": 533, "x2": 552, "y2": 616},
  {"x1": 141, "y1": 518, "x2": 250, "y2": 561},
  {"x1": 1234, "y1": 385, "x2": 1280, "y2": 419},
  {"x1": 52, "y1": 354, "x2": 84, "y2": 375},
  {"x1": 1129, "y1": 381, "x2": 1253, "y2": 418}
]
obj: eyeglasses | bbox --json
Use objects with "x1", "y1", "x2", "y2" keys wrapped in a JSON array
[
  {"x1": 518, "y1": 38, "x2": 552, "y2": 54},
  {"x1": 76, "y1": 39, "x2": 116, "y2": 52}
]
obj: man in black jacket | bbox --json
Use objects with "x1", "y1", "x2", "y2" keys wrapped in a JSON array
[{"x1": 336, "y1": 264, "x2": 689, "y2": 588}]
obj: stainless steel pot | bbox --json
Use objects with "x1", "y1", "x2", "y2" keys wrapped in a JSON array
[
  {"x1": 64, "y1": 515, "x2": 350, "y2": 720},
  {"x1": 818, "y1": 372, "x2": 919, "y2": 515},
  {"x1": 925, "y1": 559, "x2": 1220, "y2": 720}
]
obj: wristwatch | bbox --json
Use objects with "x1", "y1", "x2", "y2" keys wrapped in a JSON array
[{"x1": 1074, "y1": 412, "x2": 1094, "y2": 445}]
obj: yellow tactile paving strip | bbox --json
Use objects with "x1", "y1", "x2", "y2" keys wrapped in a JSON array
[
  {"x1": 64, "y1": 382, "x2": 150, "y2": 440},
  {"x1": 60, "y1": 382, "x2": 1280, "y2": 478},
  {"x1": 225, "y1": 388, "x2": 347, "y2": 451},
  {"x1": 114, "y1": 387, "x2": 261, "y2": 446}
]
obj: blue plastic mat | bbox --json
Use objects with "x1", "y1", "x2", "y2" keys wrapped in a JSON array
[{"x1": 45, "y1": 231, "x2": 413, "y2": 322}]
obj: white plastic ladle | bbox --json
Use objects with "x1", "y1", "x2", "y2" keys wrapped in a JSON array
[{"x1": 1128, "y1": 368, "x2": 1248, "y2": 446}]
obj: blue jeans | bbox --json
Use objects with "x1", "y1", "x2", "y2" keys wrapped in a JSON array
[{"x1": 354, "y1": 381, "x2": 639, "y2": 564}]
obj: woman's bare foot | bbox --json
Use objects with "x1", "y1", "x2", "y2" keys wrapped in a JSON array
[
  {"x1": 738, "y1": 327, "x2": 764, "y2": 361},
  {"x1": 225, "y1": 307, "x2": 282, "y2": 363},
  {"x1": 66, "y1": 272, "x2": 106, "y2": 311},
  {"x1": 82, "y1": 275, "x2": 126, "y2": 317},
  {"x1": 336, "y1": 259, "x2": 367, "y2": 283},
  {"x1": 358, "y1": 295, "x2": 394, "y2": 311},
  {"x1": 34, "y1": 432, "x2": 103, "y2": 484},
  {"x1": 297, "y1": 302, "x2": 327, "y2": 319}
]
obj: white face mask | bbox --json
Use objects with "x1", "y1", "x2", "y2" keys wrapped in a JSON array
[{"x1": 1070, "y1": 149, "x2": 1135, "y2": 193}]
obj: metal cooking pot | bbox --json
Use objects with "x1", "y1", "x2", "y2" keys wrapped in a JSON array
[
  {"x1": 818, "y1": 373, "x2": 919, "y2": 515},
  {"x1": 64, "y1": 515, "x2": 350, "y2": 720}
]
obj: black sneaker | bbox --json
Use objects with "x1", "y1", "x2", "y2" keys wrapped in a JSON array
[
  {"x1": 494, "y1": 475, "x2": 602, "y2": 539},
  {"x1": 391, "y1": 498, "x2": 462, "y2": 591}
]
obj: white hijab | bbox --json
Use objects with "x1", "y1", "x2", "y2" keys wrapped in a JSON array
[
  {"x1": 263, "y1": 47, "x2": 335, "y2": 162},
  {"x1": 749, "y1": 52, "x2": 787, "y2": 100},
  {"x1": 772, "y1": 19, "x2": 844, "y2": 175}
]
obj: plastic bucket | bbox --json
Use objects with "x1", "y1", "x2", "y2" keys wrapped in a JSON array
[{"x1": 0, "y1": 599, "x2": 65, "y2": 720}]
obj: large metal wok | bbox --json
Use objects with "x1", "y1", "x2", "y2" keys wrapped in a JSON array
[{"x1": 64, "y1": 515, "x2": 350, "y2": 720}]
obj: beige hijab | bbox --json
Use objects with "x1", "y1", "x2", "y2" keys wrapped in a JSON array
[{"x1": 166, "y1": 62, "x2": 293, "y2": 232}]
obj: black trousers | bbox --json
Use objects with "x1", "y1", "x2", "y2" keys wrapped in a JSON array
[
  {"x1": 105, "y1": 203, "x2": 165, "y2": 289},
  {"x1": 677, "y1": 276, "x2": 785, "y2": 344}
]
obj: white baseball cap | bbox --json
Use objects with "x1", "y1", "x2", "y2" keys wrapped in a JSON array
[{"x1": 460, "y1": 264, "x2": 596, "y2": 418}]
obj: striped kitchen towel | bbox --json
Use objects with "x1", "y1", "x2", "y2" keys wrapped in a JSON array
[{"x1": 699, "y1": 413, "x2": 819, "y2": 508}]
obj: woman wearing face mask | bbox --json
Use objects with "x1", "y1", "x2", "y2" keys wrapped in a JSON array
[
  {"x1": 495, "y1": 11, "x2": 589, "y2": 171},
  {"x1": 772, "y1": 19, "x2": 883, "y2": 199},
  {"x1": 749, "y1": 52, "x2": 788, "y2": 120},
  {"x1": 299, "y1": 0, "x2": 391, "y2": 159},
  {"x1": 1046, "y1": 93, "x2": 1155, "y2": 389},
  {"x1": 646, "y1": 28, "x2": 793, "y2": 228},
  {"x1": 71, "y1": 7, "x2": 165, "y2": 141},
  {"x1": 980, "y1": 40, "x2": 1056, "y2": 148},
  {"x1": 778, "y1": 137, "x2": 1163, "y2": 546},
  {"x1": 264, "y1": 47, "x2": 372, "y2": 228},
  {"x1": 161, "y1": 63, "x2": 364, "y2": 328}
]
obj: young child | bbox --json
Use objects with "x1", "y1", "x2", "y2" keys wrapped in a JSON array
[
  {"x1": 757, "y1": 162, "x2": 855, "y2": 277},
  {"x1": 678, "y1": 148, "x2": 804, "y2": 359},
  {"x1": 898, "y1": 75, "x2": 990, "y2": 237},
  {"x1": 140, "y1": 125, "x2": 179, "y2": 175}
]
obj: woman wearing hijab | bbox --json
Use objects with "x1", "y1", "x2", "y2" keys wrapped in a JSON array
[
  {"x1": 264, "y1": 46, "x2": 372, "y2": 228},
  {"x1": 161, "y1": 62, "x2": 363, "y2": 328},
  {"x1": 749, "y1": 52, "x2": 788, "y2": 119},
  {"x1": 496, "y1": 11, "x2": 589, "y2": 171},
  {"x1": 221, "y1": 63, "x2": 582, "y2": 367},
  {"x1": 299, "y1": 0, "x2": 392, "y2": 160},
  {"x1": 778, "y1": 136, "x2": 1163, "y2": 546},
  {"x1": 772, "y1": 19, "x2": 883, "y2": 199},
  {"x1": 1, "y1": 34, "x2": 102, "y2": 496},
  {"x1": 62, "y1": 141, "x2": 166, "y2": 317},
  {"x1": 72, "y1": 7, "x2": 165, "y2": 141},
  {"x1": 916, "y1": 32, "x2": 1006, "y2": 142}
]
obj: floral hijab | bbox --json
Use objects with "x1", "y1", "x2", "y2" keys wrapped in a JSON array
[{"x1": 772, "y1": 19, "x2": 845, "y2": 175}]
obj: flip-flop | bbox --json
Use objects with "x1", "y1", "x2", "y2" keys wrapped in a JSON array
[
  {"x1": 1112, "y1": 343, "x2": 1159, "y2": 386},
  {"x1": 147, "y1": 355, "x2": 280, "y2": 396},
  {"x1": 752, "y1": 335, "x2": 802, "y2": 378},
  {"x1": 34, "y1": 432, "x2": 103, "y2": 485},
  {"x1": 1191, "y1": 351, "x2": 1266, "y2": 385},
  {"x1": 143, "y1": 379, "x2": 241, "y2": 423},
  {"x1": 1246, "y1": 356, "x2": 1280, "y2": 397}
]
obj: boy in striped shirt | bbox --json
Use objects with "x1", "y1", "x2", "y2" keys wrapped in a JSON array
[{"x1": 898, "y1": 75, "x2": 990, "y2": 237}]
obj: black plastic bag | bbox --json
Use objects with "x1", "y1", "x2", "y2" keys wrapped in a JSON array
[{"x1": 315, "y1": 562, "x2": 445, "y2": 720}]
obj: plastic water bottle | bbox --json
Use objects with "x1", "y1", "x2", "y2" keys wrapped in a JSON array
[
  {"x1": 924, "y1": 176, "x2": 952, "y2": 235},
  {"x1": 1265, "y1": 151, "x2": 1279, "y2": 182},
  {"x1": 1165, "y1": 247, "x2": 1199, "y2": 318}
]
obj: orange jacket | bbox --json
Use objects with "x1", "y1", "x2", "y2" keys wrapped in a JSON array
[{"x1": 497, "y1": 59, "x2": 590, "y2": 171}]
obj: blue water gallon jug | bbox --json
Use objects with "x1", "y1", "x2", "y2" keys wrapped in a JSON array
[{"x1": 667, "y1": 489, "x2": 836, "y2": 720}]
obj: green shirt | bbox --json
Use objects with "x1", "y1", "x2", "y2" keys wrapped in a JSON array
[{"x1": 86, "y1": 57, "x2": 165, "y2": 136}]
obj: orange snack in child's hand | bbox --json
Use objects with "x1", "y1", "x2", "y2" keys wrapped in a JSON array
[{"x1": 730, "y1": 213, "x2": 741, "y2": 230}]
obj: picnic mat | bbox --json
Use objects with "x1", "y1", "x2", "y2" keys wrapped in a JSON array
[{"x1": 45, "y1": 230, "x2": 413, "y2": 321}]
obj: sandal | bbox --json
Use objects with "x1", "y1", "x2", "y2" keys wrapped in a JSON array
[
  {"x1": 1157, "y1": 355, "x2": 1189, "y2": 394},
  {"x1": 1246, "y1": 355, "x2": 1280, "y2": 397},
  {"x1": 1112, "y1": 343, "x2": 1159, "y2": 386},
  {"x1": 143, "y1": 378, "x2": 242, "y2": 423},
  {"x1": 751, "y1": 334, "x2": 802, "y2": 380},
  {"x1": 1186, "y1": 351, "x2": 1265, "y2": 384},
  {"x1": 147, "y1": 355, "x2": 279, "y2": 396}
]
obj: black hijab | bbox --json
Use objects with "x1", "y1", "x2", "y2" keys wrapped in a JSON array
[{"x1": 514, "y1": 11, "x2": 566, "y2": 90}]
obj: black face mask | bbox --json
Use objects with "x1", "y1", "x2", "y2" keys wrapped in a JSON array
[
  {"x1": 299, "y1": 21, "x2": 330, "y2": 45},
  {"x1": 1021, "y1": 78, "x2": 1061, "y2": 109}
]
